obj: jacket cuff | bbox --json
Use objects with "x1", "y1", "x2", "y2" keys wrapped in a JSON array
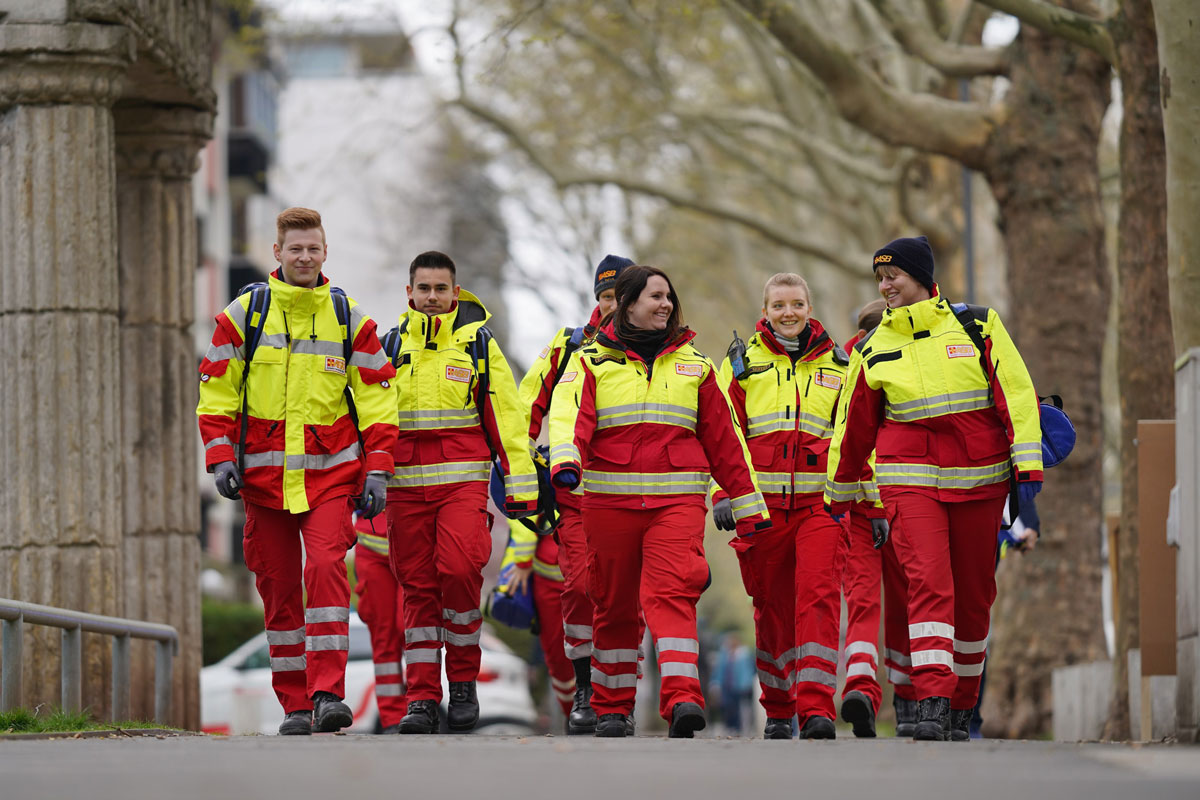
[
  {"x1": 365, "y1": 451, "x2": 394, "y2": 475},
  {"x1": 205, "y1": 446, "x2": 236, "y2": 470},
  {"x1": 825, "y1": 499, "x2": 851, "y2": 516},
  {"x1": 735, "y1": 516, "x2": 772, "y2": 536},
  {"x1": 855, "y1": 501, "x2": 886, "y2": 520},
  {"x1": 1016, "y1": 470, "x2": 1044, "y2": 483},
  {"x1": 551, "y1": 463, "x2": 580, "y2": 487}
]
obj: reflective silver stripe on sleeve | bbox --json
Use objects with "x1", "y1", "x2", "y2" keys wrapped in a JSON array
[
  {"x1": 757, "y1": 670, "x2": 796, "y2": 691},
  {"x1": 290, "y1": 339, "x2": 345, "y2": 358},
  {"x1": 305, "y1": 606, "x2": 350, "y2": 624},
  {"x1": 244, "y1": 450, "x2": 287, "y2": 469},
  {"x1": 563, "y1": 624, "x2": 593, "y2": 639},
  {"x1": 909, "y1": 621, "x2": 954, "y2": 640},
  {"x1": 550, "y1": 443, "x2": 581, "y2": 464},
  {"x1": 374, "y1": 661, "x2": 402, "y2": 677},
  {"x1": 825, "y1": 479, "x2": 860, "y2": 501},
  {"x1": 590, "y1": 669, "x2": 639, "y2": 689},
  {"x1": 405, "y1": 626, "x2": 444, "y2": 644},
  {"x1": 953, "y1": 660, "x2": 986, "y2": 677},
  {"x1": 442, "y1": 608, "x2": 483, "y2": 625},
  {"x1": 564, "y1": 642, "x2": 593, "y2": 659},
  {"x1": 845, "y1": 641, "x2": 878, "y2": 660},
  {"x1": 205, "y1": 436, "x2": 234, "y2": 451},
  {"x1": 265, "y1": 627, "x2": 306, "y2": 646},
  {"x1": 349, "y1": 349, "x2": 389, "y2": 370},
  {"x1": 271, "y1": 655, "x2": 307, "y2": 672},
  {"x1": 885, "y1": 649, "x2": 912, "y2": 667},
  {"x1": 659, "y1": 662, "x2": 700, "y2": 679},
  {"x1": 655, "y1": 637, "x2": 700, "y2": 655},
  {"x1": 444, "y1": 630, "x2": 481, "y2": 647},
  {"x1": 755, "y1": 647, "x2": 798, "y2": 671},
  {"x1": 375, "y1": 683, "x2": 405, "y2": 696},
  {"x1": 846, "y1": 662, "x2": 877, "y2": 678},
  {"x1": 797, "y1": 642, "x2": 838, "y2": 664},
  {"x1": 730, "y1": 492, "x2": 768, "y2": 520},
  {"x1": 306, "y1": 635, "x2": 349, "y2": 651},
  {"x1": 405, "y1": 649, "x2": 442, "y2": 664},
  {"x1": 592, "y1": 648, "x2": 639, "y2": 664},
  {"x1": 503, "y1": 473, "x2": 539, "y2": 495},
  {"x1": 795, "y1": 668, "x2": 837, "y2": 687},
  {"x1": 887, "y1": 667, "x2": 912, "y2": 685},
  {"x1": 953, "y1": 636, "x2": 988, "y2": 654},
  {"x1": 205, "y1": 342, "x2": 243, "y2": 363},
  {"x1": 287, "y1": 442, "x2": 361, "y2": 472},
  {"x1": 910, "y1": 649, "x2": 953, "y2": 668}
]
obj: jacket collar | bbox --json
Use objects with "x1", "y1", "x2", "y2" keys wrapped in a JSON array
[
  {"x1": 595, "y1": 321, "x2": 696, "y2": 362},
  {"x1": 402, "y1": 289, "x2": 491, "y2": 347},
  {"x1": 754, "y1": 318, "x2": 834, "y2": 363},
  {"x1": 584, "y1": 304, "x2": 603, "y2": 335},
  {"x1": 881, "y1": 283, "x2": 945, "y2": 336},
  {"x1": 268, "y1": 268, "x2": 331, "y2": 310}
]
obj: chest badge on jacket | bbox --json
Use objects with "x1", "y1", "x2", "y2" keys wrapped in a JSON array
[
  {"x1": 675, "y1": 363, "x2": 703, "y2": 377},
  {"x1": 946, "y1": 344, "x2": 976, "y2": 359},
  {"x1": 814, "y1": 373, "x2": 842, "y2": 390},
  {"x1": 445, "y1": 365, "x2": 473, "y2": 383},
  {"x1": 325, "y1": 356, "x2": 346, "y2": 375}
]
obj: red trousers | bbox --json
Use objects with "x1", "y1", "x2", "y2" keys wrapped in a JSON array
[
  {"x1": 555, "y1": 504, "x2": 594, "y2": 663},
  {"x1": 387, "y1": 486, "x2": 491, "y2": 702},
  {"x1": 881, "y1": 532, "x2": 915, "y2": 701},
  {"x1": 353, "y1": 541, "x2": 408, "y2": 727},
  {"x1": 584, "y1": 504, "x2": 708, "y2": 719},
  {"x1": 841, "y1": 506, "x2": 882, "y2": 713},
  {"x1": 886, "y1": 492, "x2": 1006, "y2": 708},
  {"x1": 734, "y1": 506, "x2": 846, "y2": 723},
  {"x1": 243, "y1": 496, "x2": 355, "y2": 713},
  {"x1": 531, "y1": 535, "x2": 577, "y2": 714}
]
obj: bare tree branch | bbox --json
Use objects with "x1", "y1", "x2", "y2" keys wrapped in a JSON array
[
  {"x1": 452, "y1": 94, "x2": 872, "y2": 275},
  {"x1": 868, "y1": 0, "x2": 1012, "y2": 77},
  {"x1": 728, "y1": 0, "x2": 1001, "y2": 169},
  {"x1": 924, "y1": 0, "x2": 953, "y2": 37},
  {"x1": 977, "y1": 0, "x2": 1116, "y2": 65}
]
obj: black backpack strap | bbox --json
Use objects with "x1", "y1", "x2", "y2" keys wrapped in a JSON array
[
  {"x1": 237, "y1": 285, "x2": 271, "y2": 474},
  {"x1": 329, "y1": 287, "x2": 360, "y2": 435},
  {"x1": 550, "y1": 325, "x2": 586, "y2": 388}
]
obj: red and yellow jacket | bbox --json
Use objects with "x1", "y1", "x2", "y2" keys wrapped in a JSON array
[
  {"x1": 386, "y1": 290, "x2": 538, "y2": 513},
  {"x1": 825, "y1": 287, "x2": 1043, "y2": 514},
  {"x1": 499, "y1": 519, "x2": 563, "y2": 583},
  {"x1": 197, "y1": 271, "x2": 398, "y2": 513},
  {"x1": 517, "y1": 306, "x2": 603, "y2": 511},
  {"x1": 715, "y1": 319, "x2": 858, "y2": 512},
  {"x1": 548, "y1": 322, "x2": 770, "y2": 536}
]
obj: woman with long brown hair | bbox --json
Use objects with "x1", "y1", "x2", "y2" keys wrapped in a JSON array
[{"x1": 548, "y1": 265, "x2": 769, "y2": 737}]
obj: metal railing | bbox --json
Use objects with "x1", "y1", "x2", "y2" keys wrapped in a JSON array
[{"x1": 0, "y1": 599, "x2": 178, "y2": 724}]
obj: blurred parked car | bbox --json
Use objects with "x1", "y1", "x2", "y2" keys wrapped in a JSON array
[{"x1": 201, "y1": 612, "x2": 536, "y2": 735}]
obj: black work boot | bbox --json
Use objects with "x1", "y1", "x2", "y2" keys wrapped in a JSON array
[
  {"x1": 624, "y1": 714, "x2": 635, "y2": 736},
  {"x1": 447, "y1": 681, "x2": 480, "y2": 732},
  {"x1": 764, "y1": 717, "x2": 793, "y2": 739},
  {"x1": 950, "y1": 708, "x2": 973, "y2": 742},
  {"x1": 668, "y1": 702, "x2": 707, "y2": 739},
  {"x1": 567, "y1": 657, "x2": 597, "y2": 735},
  {"x1": 397, "y1": 699, "x2": 439, "y2": 734},
  {"x1": 894, "y1": 697, "x2": 918, "y2": 737},
  {"x1": 312, "y1": 691, "x2": 353, "y2": 732},
  {"x1": 799, "y1": 715, "x2": 836, "y2": 740},
  {"x1": 278, "y1": 709, "x2": 312, "y2": 736},
  {"x1": 840, "y1": 691, "x2": 877, "y2": 738},
  {"x1": 913, "y1": 696, "x2": 951, "y2": 741},
  {"x1": 595, "y1": 713, "x2": 627, "y2": 737}
]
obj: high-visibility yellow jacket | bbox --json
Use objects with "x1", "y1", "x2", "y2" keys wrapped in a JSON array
[
  {"x1": 825, "y1": 288, "x2": 1043, "y2": 514},
  {"x1": 498, "y1": 519, "x2": 563, "y2": 583},
  {"x1": 197, "y1": 271, "x2": 399, "y2": 513},
  {"x1": 355, "y1": 513, "x2": 389, "y2": 556},
  {"x1": 385, "y1": 290, "x2": 538, "y2": 513},
  {"x1": 715, "y1": 318, "x2": 849, "y2": 511},
  {"x1": 548, "y1": 322, "x2": 770, "y2": 536}
]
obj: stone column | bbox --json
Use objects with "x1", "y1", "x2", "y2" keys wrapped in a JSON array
[
  {"x1": 113, "y1": 105, "x2": 212, "y2": 730},
  {"x1": 0, "y1": 22, "x2": 135, "y2": 717}
]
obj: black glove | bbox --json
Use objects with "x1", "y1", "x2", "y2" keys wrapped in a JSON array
[
  {"x1": 214, "y1": 461, "x2": 242, "y2": 500},
  {"x1": 358, "y1": 472, "x2": 388, "y2": 519},
  {"x1": 870, "y1": 518, "x2": 890, "y2": 550},
  {"x1": 713, "y1": 498, "x2": 736, "y2": 532}
]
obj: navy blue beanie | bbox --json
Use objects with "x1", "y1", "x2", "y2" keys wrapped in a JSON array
[
  {"x1": 594, "y1": 255, "x2": 634, "y2": 299},
  {"x1": 873, "y1": 235, "x2": 935, "y2": 292}
]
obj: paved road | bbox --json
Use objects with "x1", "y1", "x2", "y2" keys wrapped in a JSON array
[{"x1": 1, "y1": 734, "x2": 1197, "y2": 799}]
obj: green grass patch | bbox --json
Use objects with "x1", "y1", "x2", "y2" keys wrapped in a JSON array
[{"x1": 0, "y1": 707, "x2": 174, "y2": 735}]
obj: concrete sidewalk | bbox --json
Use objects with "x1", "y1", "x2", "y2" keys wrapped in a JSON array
[{"x1": 1, "y1": 734, "x2": 1197, "y2": 799}]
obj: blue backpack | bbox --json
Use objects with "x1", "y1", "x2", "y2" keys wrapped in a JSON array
[{"x1": 487, "y1": 563, "x2": 537, "y2": 631}]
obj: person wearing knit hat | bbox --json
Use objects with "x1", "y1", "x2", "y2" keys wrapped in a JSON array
[
  {"x1": 872, "y1": 235, "x2": 935, "y2": 302},
  {"x1": 594, "y1": 254, "x2": 634, "y2": 300}
]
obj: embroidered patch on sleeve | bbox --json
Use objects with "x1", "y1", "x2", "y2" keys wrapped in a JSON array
[
  {"x1": 559, "y1": 371, "x2": 577, "y2": 383},
  {"x1": 538, "y1": 346, "x2": 550, "y2": 360},
  {"x1": 946, "y1": 344, "x2": 976, "y2": 359},
  {"x1": 814, "y1": 373, "x2": 842, "y2": 390},
  {"x1": 325, "y1": 356, "x2": 347, "y2": 375},
  {"x1": 675, "y1": 363, "x2": 703, "y2": 377},
  {"x1": 445, "y1": 365, "x2": 473, "y2": 383}
]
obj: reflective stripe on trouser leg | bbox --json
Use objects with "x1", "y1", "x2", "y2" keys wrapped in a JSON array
[
  {"x1": 434, "y1": 486, "x2": 489, "y2": 683},
  {"x1": 533, "y1": 573, "x2": 577, "y2": 715},
  {"x1": 556, "y1": 507, "x2": 594, "y2": 660},
  {"x1": 841, "y1": 506, "x2": 883, "y2": 711},
  {"x1": 794, "y1": 509, "x2": 846, "y2": 722},
  {"x1": 354, "y1": 544, "x2": 408, "y2": 725},
  {"x1": 638, "y1": 504, "x2": 708, "y2": 721},
  {"x1": 584, "y1": 506, "x2": 651, "y2": 716},
  {"x1": 389, "y1": 491, "x2": 446, "y2": 702},
  {"x1": 887, "y1": 492, "x2": 959, "y2": 699},
  {"x1": 734, "y1": 518, "x2": 798, "y2": 719},
  {"x1": 244, "y1": 501, "x2": 310, "y2": 713},
  {"x1": 296, "y1": 496, "x2": 355, "y2": 700},
  {"x1": 880, "y1": 528, "x2": 915, "y2": 700},
  {"x1": 947, "y1": 494, "x2": 1006, "y2": 709}
]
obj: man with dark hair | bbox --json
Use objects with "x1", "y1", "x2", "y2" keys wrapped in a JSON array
[
  {"x1": 382, "y1": 251, "x2": 538, "y2": 734},
  {"x1": 197, "y1": 207, "x2": 398, "y2": 735}
]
